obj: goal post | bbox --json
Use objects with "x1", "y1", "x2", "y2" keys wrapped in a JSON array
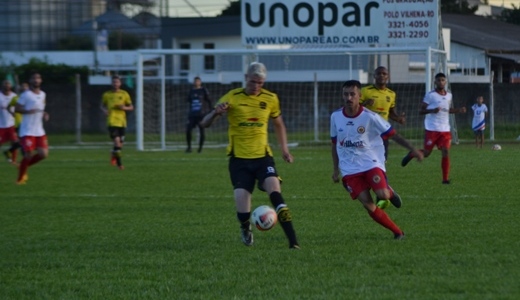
[{"x1": 135, "y1": 47, "x2": 449, "y2": 151}]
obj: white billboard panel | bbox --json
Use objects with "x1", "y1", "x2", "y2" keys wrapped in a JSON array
[{"x1": 241, "y1": 0, "x2": 439, "y2": 47}]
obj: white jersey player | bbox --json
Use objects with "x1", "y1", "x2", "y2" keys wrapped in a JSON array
[
  {"x1": 14, "y1": 72, "x2": 49, "y2": 185},
  {"x1": 471, "y1": 96, "x2": 488, "y2": 148},
  {"x1": 401, "y1": 73, "x2": 466, "y2": 184},
  {"x1": 330, "y1": 80, "x2": 422, "y2": 240}
]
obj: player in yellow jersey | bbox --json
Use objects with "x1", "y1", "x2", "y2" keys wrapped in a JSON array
[
  {"x1": 201, "y1": 62, "x2": 300, "y2": 249},
  {"x1": 100, "y1": 75, "x2": 134, "y2": 170},
  {"x1": 360, "y1": 66, "x2": 406, "y2": 210}
]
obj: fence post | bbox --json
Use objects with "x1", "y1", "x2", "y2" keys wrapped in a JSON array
[{"x1": 75, "y1": 73, "x2": 82, "y2": 144}]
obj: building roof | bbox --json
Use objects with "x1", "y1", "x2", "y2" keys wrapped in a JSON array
[
  {"x1": 160, "y1": 16, "x2": 240, "y2": 39},
  {"x1": 72, "y1": 9, "x2": 158, "y2": 37},
  {"x1": 442, "y1": 13, "x2": 520, "y2": 63}
]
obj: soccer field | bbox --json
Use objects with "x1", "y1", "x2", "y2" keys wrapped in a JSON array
[{"x1": 1, "y1": 143, "x2": 519, "y2": 299}]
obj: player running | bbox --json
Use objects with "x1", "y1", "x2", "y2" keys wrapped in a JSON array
[
  {"x1": 15, "y1": 72, "x2": 49, "y2": 185},
  {"x1": 331, "y1": 80, "x2": 423, "y2": 239},
  {"x1": 100, "y1": 75, "x2": 134, "y2": 170},
  {"x1": 401, "y1": 73, "x2": 466, "y2": 184},
  {"x1": 0, "y1": 80, "x2": 22, "y2": 165}
]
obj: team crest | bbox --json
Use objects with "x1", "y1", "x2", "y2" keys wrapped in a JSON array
[
  {"x1": 372, "y1": 175, "x2": 381, "y2": 183},
  {"x1": 259, "y1": 101, "x2": 267, "y2": 109},
  {"x1": 386, "y1": 96, "x2": 391, "y2": 102},
  {"x1": 426, "y1": 139, "x2": 433, "y2": 146},
  {"x1": 357, "y1": 126, "x2": 365, "y2": 134}
]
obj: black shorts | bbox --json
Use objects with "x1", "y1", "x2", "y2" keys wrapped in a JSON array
[
  {"x1": 108, "y1": 126, "x2": 126, "y2": 141},
  {"x1": 186, "y1": 116, "x2": 203, "y2": 130},
  {"x1": 228, "y1": 156, "x2": 281, "y2": 194}
]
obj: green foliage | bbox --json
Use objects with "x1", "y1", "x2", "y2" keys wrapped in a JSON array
[
  {"x1": 108, "y1": 31, "x2": 143, "y2": 50},
  {"x1": 4, "y1": 58, "x2": 89, "y2": 84},
  {"x1": 0, "y1": 144, "x2": 519, "y2": 298},
  {"x1": 57, "y1": 35, "x2": 93, "y2": 51},
  {"x1": 500, "y1": 4, "x2": 520, "y2": 25},
  {"x1": 441, "y1": 0, "x2": 478, "y2": 14}
]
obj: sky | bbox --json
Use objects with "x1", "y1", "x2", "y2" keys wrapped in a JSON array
[{"x1": 154, "y1": 0, "x2": 520, "y2": 17}]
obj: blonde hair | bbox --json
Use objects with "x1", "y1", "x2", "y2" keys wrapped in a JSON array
[{"x1": 247, "y1": 62, "x2": 267, "y2": 79}]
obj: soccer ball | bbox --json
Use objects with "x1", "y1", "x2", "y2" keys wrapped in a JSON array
[
  {"x1": 492, "y1": 144, "x2": 502, "y2": 151},
  {"x1": 251, "y1": 205, "x2": 277, "y2": 231}
]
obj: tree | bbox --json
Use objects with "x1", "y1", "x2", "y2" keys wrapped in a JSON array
[
  {"x1": 500, "y1": 4, "x2": 520, "y2": 26},
  {"x1": 441, "y1": 0, "x2": 478, "y2": 14},
  {"x1": 218, "y1": 0, "x2": 240, "y2": 16}
]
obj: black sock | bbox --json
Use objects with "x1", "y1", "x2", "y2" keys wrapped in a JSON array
[
  {"x1": 8, "y1": 142, "x2": 21, "y2": 152},
  {"x1": 237, "y1": 212, "x2": 251, "y2": 228},
  {"x1": 270, "y1": 192, "x2": 299, "y2": 247},
  {"x1": 186, "y1": 130, "x2": 192, "y2": 149}
]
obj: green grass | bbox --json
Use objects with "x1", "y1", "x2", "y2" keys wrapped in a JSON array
[{"x1": 1, "y1": 143, "x2": 519, "y2": 299}]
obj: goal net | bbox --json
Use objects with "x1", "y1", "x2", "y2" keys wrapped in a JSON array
[{"x1": 135, "y1": 47, "x2": 450, "y2": 151}]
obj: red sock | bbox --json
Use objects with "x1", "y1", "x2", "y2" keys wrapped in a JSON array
[
  {"x1": 369, "y1": 207, "x2": 402, "y2": 235},
  {"x1": 29, "y1": 154, "x2": 44, "y2": 166},
  {"x1": 442, "y1": 156, "x2": 450, "y2": 181},
  {"x1": 18, "y1": 157, "x2": 30, "y2": 181}
]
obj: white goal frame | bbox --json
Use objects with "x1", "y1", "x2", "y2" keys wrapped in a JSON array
[{"x1": 135, "y1": 47, "x2": 448, "y2": 151}]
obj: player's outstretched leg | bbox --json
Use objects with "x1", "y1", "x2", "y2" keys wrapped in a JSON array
[
  {"x1": 369, "y1": 207, "x2": 404, "y2": 239},
  {"x1": 269, "y1": 192, "x2": 299, "y2": 249}
]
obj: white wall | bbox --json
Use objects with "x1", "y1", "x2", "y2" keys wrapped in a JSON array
[{"x1": 449, "y1": 43, "x2": 488, "y2": 74}]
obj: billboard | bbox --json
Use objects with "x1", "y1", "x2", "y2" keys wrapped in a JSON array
[{"x1": 241, "y1": 0, "x2": 439, "y2": 47}]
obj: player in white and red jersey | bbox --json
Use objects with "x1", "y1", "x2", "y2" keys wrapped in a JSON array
[
  {"x1": 0, "y1": 80, "x2": 22, "y2": 164},
  {"x1": 401, "y1": 73, "x2": 466, "y2": 184},
  {"x1": 331, "y1": 80, "x2": 423, "y2": 240},
  {"x1": 15, "y1": 72, "x2": 49, "y2": 185}
]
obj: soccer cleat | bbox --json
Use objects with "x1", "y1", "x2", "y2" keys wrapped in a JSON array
[
  {"x1": 389, "y1": 189, "x2": 402, "y2": 208},
  {"x1": 377, "y1": 199, "x2": 390, "y2": 210},
  {"x1": 401, "y1": 151, "x2": 413, "y2": 167},
  {"x1": 110, "y1": 156, "x2": 117, "y2": 166},
  {"x1": 118, "y1": 165, "x2": 125, "y2": 170},
  {"x1": 16, "y1": 173, "x2": 29, "y2": 185},
  {"x1": 240, "y1": 224, "x2": 254, "y2": 246},
  {"x1": 442, "y1": 180, "x2": 451, "y2": 185},
  {"x1": 290, "y1": 244, "x2": 301, "y2": 250},
  {"x1": 4, "y1": 150, "x2": 12, "y2": 163},
  {"x1": 394, "y1": 232, "x2": 405, "y2": 240},
  {"x1": 185, "y1": 148, "x2": 192, "y2": 153}
]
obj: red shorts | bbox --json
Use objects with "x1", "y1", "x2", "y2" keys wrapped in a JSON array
[
  {"x1": 341, "y1": 168, "x2": 389, "y2": 200},
  {"x1": 21, "y1": 136, "x2": 48, "y2": 153},
  {"x1": 424, "y1": 130, "x2": 451, "y2": 151},
  {"x1": 0, "y1": 127, "x2": 18, "y2": 144}
]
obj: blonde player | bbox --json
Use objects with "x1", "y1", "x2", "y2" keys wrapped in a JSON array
[{"x1": 15, "y1": 72, "x2": 49, "y2": 184}]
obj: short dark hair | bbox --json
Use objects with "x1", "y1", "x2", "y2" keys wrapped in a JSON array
[
  {"x1": 435, "y1": 72, "x2": 446, "y2": 79},
  {"x1": 112, "y1": 75, "x2": 121, "y2": 80},
  {"x1": 342, "y1": 80, "x2": 361, "y2": 89},
  {"x1": 194, "y1": 76, "x2": 201, "y2": 81}
]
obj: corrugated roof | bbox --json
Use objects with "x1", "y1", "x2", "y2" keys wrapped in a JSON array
[
  {"x1": 160, "y1": 16, "x2": 241, "y2": 39},
  {"x1": 72, "y1": 10, "x2": 158, "y2": 37},
  {"x1": 442, "y1": 13, "x2": 520, "y2": 51}
]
